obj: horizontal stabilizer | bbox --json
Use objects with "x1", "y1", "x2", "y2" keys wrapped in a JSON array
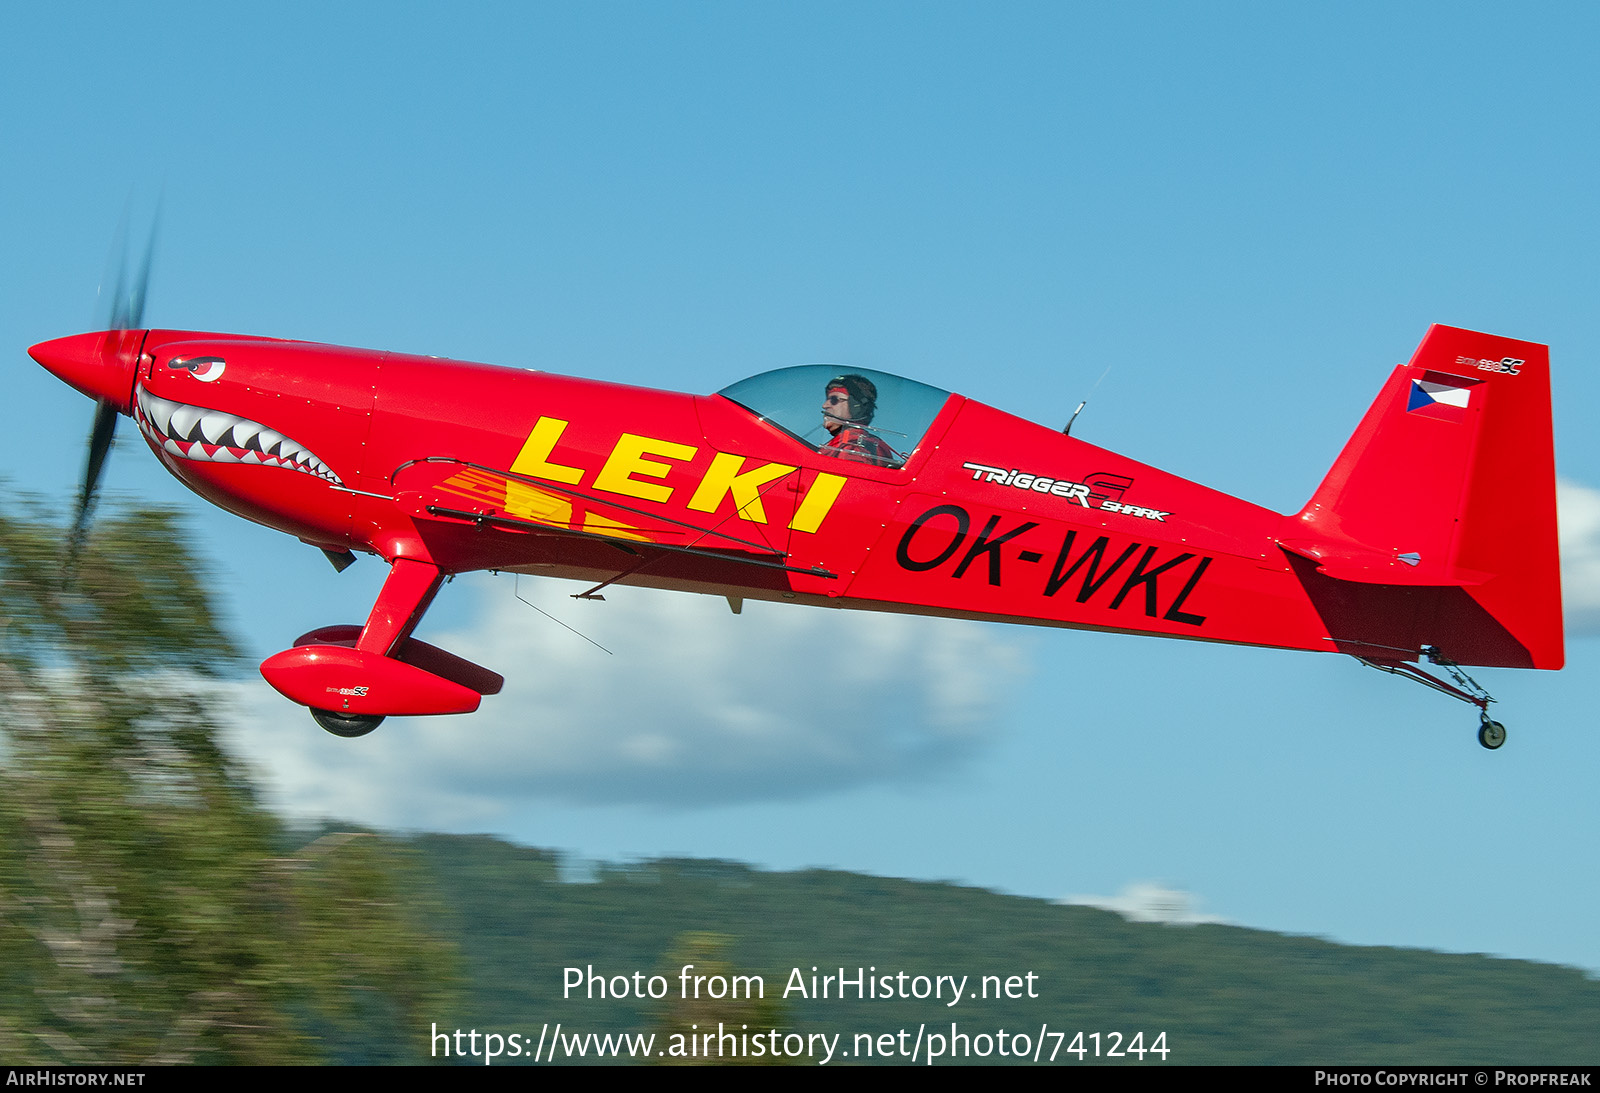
[{"x1": 1276, "y1": 538, "x2": 1493, "y2": 586}]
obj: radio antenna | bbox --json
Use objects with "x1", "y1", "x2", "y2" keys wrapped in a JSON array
[{"x1": 1064, "y1": 365, "x2": 1112, "y2": 436}]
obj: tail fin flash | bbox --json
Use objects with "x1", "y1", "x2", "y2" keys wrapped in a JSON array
[{"x1": 1282, "y1": 325, "x2": 1562, "y2": 669}]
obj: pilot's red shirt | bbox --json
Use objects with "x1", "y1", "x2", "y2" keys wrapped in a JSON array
[{"x1": 823, "y1": 427, "x2": 896, "y2": 467}]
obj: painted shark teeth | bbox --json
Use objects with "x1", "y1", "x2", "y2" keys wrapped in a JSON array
[{"x1": 134, "y1": 386, "x2": 344, "y2": 485}]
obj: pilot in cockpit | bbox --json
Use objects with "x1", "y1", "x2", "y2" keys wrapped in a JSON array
[{"x1": 820, "y1": 374, "x2": 896, "y2": 467}]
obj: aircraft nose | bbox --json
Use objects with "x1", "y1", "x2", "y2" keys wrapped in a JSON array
[{"x1": 29, "y1": 330, "x2": 143, "y2": 413}]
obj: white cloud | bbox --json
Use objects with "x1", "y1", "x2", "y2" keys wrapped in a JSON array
[
  {"x1": 224, "y1": 576, "x2": 1028, "y2": 826},
  {"x1": 1063, "y1": 882, "x2": 1227, "y2": 926},
  {"x1": 1558, "y1": 478, "x2": 1600, "y2": 634}
]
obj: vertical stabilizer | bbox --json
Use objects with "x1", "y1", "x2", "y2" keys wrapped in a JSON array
[{"x1": 1282, "y1": 325, "x2": 1562, "y2": 669}]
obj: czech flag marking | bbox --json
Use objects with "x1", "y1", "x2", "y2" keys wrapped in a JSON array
[{"x1": 1406, "y1": 374, "x2": 1475, "y2": 422}]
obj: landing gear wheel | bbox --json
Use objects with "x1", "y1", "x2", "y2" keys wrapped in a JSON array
[
  {"x1": 311, "y1": 708, "x2": 386, "y2": 738},
  {"x1": 1477, "y1": 718, "x2": 1507, "y2": 750}
]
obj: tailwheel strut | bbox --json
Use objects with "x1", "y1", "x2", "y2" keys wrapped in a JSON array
[{"x1": 1358, "y1": 646, "x2": 1504, "y2": 751}]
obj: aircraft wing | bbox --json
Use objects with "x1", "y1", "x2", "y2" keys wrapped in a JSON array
[{"x1": 390, "y1": 457, "x2": 835, "y2": 578}]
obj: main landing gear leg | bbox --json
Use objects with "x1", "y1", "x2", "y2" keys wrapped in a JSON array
[
  {"x1": 1359, "y1": 646, "x2": 1504, "y2": 750},
  {"x1": 309, "y1": 558, "x2": 446, "y2": 737},
  {"x1": 354, "y1": 558, "x2": 446, "y2": 658}
]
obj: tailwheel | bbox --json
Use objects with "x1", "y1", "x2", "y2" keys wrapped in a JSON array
[
  {"x1": 311, "y1": 708, "x2": 386, "y2": 738},
  {"x1": 1477, "y1": 717, "x2": 1507, "y2": 751}
]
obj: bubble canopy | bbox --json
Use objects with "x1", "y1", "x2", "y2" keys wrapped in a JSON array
[{"x1": 716, "y1": 365, "x2": 954, "y2": 468}]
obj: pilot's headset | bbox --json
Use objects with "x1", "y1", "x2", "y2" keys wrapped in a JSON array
[{"x1": 827, "y1": 373, "x2": 878, "y2": 426}]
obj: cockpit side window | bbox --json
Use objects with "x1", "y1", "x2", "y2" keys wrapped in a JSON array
[{"x1": 717, "y1": 365, "x2": 952, "y2": 469}]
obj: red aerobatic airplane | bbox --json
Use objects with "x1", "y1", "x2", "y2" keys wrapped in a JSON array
[{"x1": 31, "y1": 295, "x2": 1561, "y2": 749}]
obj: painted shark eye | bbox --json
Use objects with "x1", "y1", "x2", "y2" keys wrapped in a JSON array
[{"x1": 167, "y1": 356, "x2": 227, "y2": 382}]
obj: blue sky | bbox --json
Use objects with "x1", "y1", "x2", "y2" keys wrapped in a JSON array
[{"x1": 5, "y1": 2, "x2": 1600, "y2": 974}]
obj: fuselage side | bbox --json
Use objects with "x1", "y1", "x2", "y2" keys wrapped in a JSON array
[{"x1": 133, "y1": 330, "x2": 1343, "y2": 656}]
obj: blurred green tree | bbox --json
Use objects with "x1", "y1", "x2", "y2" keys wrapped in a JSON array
[
  {"x1": 0, "y1": 501, "x2": 455, "y2": 1063},
  {"x1": 654, "y1": 932, "x2": 791, "y2": 1065}
]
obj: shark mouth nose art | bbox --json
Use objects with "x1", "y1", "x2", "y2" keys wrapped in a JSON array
[{"x1": 134, "y1": 386, "x2": 343, "y2": 485}]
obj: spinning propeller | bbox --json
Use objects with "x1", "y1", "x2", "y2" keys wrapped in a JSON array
[{"x1": 31, "y1": 218, "x2": 157, "y2": 565}]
